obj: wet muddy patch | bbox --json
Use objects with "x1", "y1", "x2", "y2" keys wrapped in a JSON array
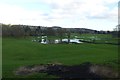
[{"x1": 14, "y1": 62, "x2": 118, "y2": 79}]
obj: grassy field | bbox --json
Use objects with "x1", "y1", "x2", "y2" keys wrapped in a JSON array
[
  {"x1": 0, "y1": 37, "x2": 2, "y2": 79},
  {"x1": 72, "y1": 33, "x2": 119, "y2": 44},
  {"x1": 2, "y1": 37, "x2": 118, "y2": 78},
  {"x1": 34, "y1": 33, "x2": 119, "y2": 44}
]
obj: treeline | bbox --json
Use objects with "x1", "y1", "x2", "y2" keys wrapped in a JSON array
[
  {"x1": 2, "y1": 24, "x2": 68, "y2": 38},
  {"x1": 2, "y1": 24, "x2": 30, "y2": 37},
  {"x1": 1, "y1": 23, "x2": 119, "y2": 38}
]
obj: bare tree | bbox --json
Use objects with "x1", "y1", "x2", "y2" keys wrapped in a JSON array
[
  {"x1": 56, "y1": 28, "x2": 65, "y2": 43},
  {"x1": 46, "y1": 27, "x2": 55, "y2": 36},
  {"x1": 0, "y1": 24, "x2": 1, "y2": 37},
  {"x1": 2, "y1": 24, "x2": 11, "y2": 37},
  {"x1": 65, "y1": 29, "x2": 71, "y2": 44},
  {"x1": 112, "y1": 25, "x2": 120, "y2": 38},
  {"x1": 10, "y1": 25, "x2": 25, "y2": 37},
  {"x1": 24, "y1": 26, "x2": 31, "y2": 36}
]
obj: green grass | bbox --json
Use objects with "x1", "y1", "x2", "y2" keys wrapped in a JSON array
[
  {"x1": 0, "y1": 37, "x2": 2, "y2": 79},
  {"x1": 32, "y1": 33, "x2": 119, "y2": 44},
  {"x1": 71, "y1": 33, "x2": 112, "y2": 38},
  {"x1": 2, "y1": 37, "x2": 118, "y2": 78},
  {"x1": 71, "y1": 33, "x2": 118, "y2": 44}
]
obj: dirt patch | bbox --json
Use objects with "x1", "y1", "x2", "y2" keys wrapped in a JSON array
[
  {"x1": 90, "y1": 65, "x2": 118, "y2": 78},
  {"x1": 14, "y1": 62, "x2": 119, "y2": 79},
  {"x1": 15, "y1": 64, "x2": 48, "y2": 75}
]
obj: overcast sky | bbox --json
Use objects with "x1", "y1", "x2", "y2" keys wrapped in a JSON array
[{"x1": 0, "y1": 0, "x2": 119, "y2": 31}]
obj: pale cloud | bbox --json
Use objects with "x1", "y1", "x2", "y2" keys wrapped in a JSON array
[
  {"x1": 108, "y1": 7, "x2": 118, "y2": 21},
  {"x1": 0, "y1": 0, "x2": 119, "y2": 30},
  {"x1": 41, "y1": 0, "x2": 118, "y2": 21},
  {"x1": 0, "y1": 3, "x2": 52, "y2": 26}
]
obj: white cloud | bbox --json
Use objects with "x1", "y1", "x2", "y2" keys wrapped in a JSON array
[
  {"x1": 42, "y1": 0, "x2": 118, "y2": 21},
  {"x1": 108, "y1": 7, "x2": 118, "y2": 21},
  {"x1": 0, "y1": 3, "x2": 52, "y2": 26},
  {"x1": 0, "y1": 0, "x2": 119, "y2": 30}
]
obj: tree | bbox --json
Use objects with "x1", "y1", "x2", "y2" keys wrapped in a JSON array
[
  {"x1": 2, "y1": 24, "x2": 11, "y2": 37},
  {"x1": 67, "y1": 31, "x2": 71, "y2": 43},
  {"x1": 24, "y1": 26, "x2": 31, "y2": 36},
  {"x1": 46, "y1": 27, "x2": 55, "y2": 36},
  {"x1": 66, "y1": 29, "x2": 71, "y2": 44},
  {"x1": 35, "y1": 26, "x2": 42, "y2": 36},
  {"x1": 10, "y1": 25, "x2": 25, "y2": 37},
  {"x1": 56, "y1": 28, "x2": 65, "y2": 43},
  {"x1": 112, "y1": 25, "x2": 120, "y2": 38},
  {"x1": 0, "y1": 24, "x2": 1, "y2": 37}
]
